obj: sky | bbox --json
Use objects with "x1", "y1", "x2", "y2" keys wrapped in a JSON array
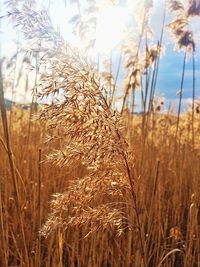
[{"x1": 0, "y1": 0, "x2": 200, "y2": 111}]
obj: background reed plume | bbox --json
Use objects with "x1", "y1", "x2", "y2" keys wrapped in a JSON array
[{"x1": 168, "y1": 0, "x2": 200, "y2": 146}]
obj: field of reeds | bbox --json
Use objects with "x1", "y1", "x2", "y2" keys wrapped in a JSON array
[{"x1": 0, "y1": 0, "x2": 200, "y2": 266}]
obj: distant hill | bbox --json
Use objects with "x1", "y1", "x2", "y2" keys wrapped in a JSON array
[
  {"x1": 4, "y1": 99, "x2": 16, "y2": 110},
  {"x1": 4, "y1": 98, "x2": 38, "y2": 110}
]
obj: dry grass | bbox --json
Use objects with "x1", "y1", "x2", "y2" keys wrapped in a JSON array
[{"x1": 0, "y1": 107, "x2": 200, "y2": 267}]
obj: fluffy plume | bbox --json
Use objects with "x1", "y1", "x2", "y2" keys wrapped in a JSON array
[{"x1": 5, "y1": 1, "x2": 134, "y2": 237}]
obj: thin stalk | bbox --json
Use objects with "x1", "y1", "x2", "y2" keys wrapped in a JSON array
[
  {"x1": 151, "y1": 0, "x2": 166, "y2": 100},
  {"x1": 0, "y1": 184, "x2": 8, "y2": 267},
  {"x1": 27, "y1": 53, "x2": 38, "y2": 142},
  {"x1": 108, "y1": 50, "x2": 112, "y2": 105},
  {"x1": 109, "y1": 50, "x2": 122, "y2": 107},
  {"x1": 141, "y1": 75, "x2": 145, "y2": 110},
  {"x1": 97, "y1": 53, "x2": 100, "y2": 72},
  {"x1": 145, "y1": 1, "x2": 166, "y2": 136},
  {"x1": 144, "y1": 51, "x2": 158, "y2": 136},
  {"x1": 9, "y1": 37, "x2": 19, "y2": 130},
  {"x1": 141, "y1": 31, "x2": 151, "y2": 139},
  {"x1": 48, "y1": 0, "x2": 52, "y2": 11},
  {"x1": 146, "y1": 1, "x2": 166, "y2": 142},
  {"x1": 131, "y1": 85, "x2": 135, "y2": 114},
  {"x1": 143, "y1": 33, "x2": 149, "y2": 114},
  {"x1": 37, "y1": 148, "x2": 42, "y2": 267},
  {"x1": 123, "y1": 153, "x2": 147, "y2": 267},
  {"x1": 121, "y1": 11, "x2": 146, "y2": 114},
  {"x1": 147, "y1": 41, "x2": 160, "y2": 115},
  {"x1": 192, "y1": 50, "x2": 195, "y2": 147},
  {"x1": 158, "y1": 249, "x2": 184, "y2": 267},
  {"x1": 144, "y1": 44, "x2": 160, "y2": 142},
  {"x1": 146, "y1": 160, "x2": 160, "y2": 247},
  {"x1": 38, "y1": 149, "x2": 42, "y2": 228},
  {"x1": 175, "y1": 49, "x2": 187, "y2": 145}
]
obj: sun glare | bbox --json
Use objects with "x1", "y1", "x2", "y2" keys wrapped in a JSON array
[
  {"x1": 48, "y1": 1, "x2": 130, "y2": 55},
  {"x1": 94, "y1": 5, "x2": 130, "y2": 53}
]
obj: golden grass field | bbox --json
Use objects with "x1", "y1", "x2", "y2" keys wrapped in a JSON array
[{"x1": 0, "y1": 107, "x2": 200, "y2": 267}]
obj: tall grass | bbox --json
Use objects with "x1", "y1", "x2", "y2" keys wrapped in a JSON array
[{"x1": 0, "y1": 104, "x2": 200, "y2": 266}]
